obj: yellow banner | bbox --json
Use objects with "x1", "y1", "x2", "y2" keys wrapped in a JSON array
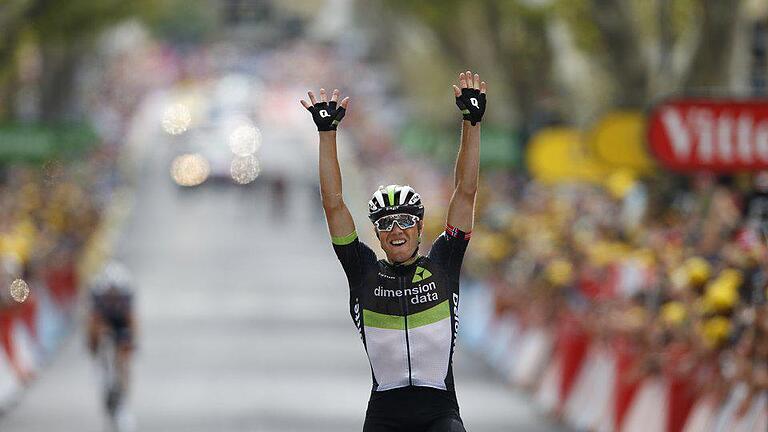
[
  {"x1": 587, "y1": 112, "x2": 655, "y2": 173},
  {"x1": 527, "y1": 128, "x2": 610, "y2": 184}
]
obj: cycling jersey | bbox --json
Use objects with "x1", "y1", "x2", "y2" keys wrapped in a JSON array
[
  {"x1": 92, "y1": 291, "x2": 133, "y2": 345},
  {"x1": 332, "y1": 224, "x2": 471, "y2": 393}
]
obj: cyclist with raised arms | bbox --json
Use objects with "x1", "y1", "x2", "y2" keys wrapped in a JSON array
[{"x1": 301, "y1": 70, "x2": 486, "y2": 432}]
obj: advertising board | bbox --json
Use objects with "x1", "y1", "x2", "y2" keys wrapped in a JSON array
[{"x1": 648, "y1": 99, "x2": 768, "y2": 172}]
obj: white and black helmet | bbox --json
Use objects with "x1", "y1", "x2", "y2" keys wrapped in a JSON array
[
  {"x1": 91, "y1": 261, "x2": 133, "y2": 295},
  {"x1": 368, "y1": 184, "x2": 424, "y2": 222}
]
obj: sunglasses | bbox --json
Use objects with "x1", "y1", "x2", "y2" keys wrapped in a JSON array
[{"x1": 374, "y1": 213, "x2": 420, "y2": 232}]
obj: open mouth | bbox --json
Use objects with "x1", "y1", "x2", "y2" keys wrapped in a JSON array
[{"x1": 390, "y1": 239, "x2": 406, "y2": 247}]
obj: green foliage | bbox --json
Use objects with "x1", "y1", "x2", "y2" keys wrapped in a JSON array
[
  {"x1": 7, "y1": 0, "x2": 215, "y2": 46},
  {"x1": 387, "y1": 0, "x2": 463, "y2": 27},
  {"x1": 670, "y1": 0, "x2": 700, "y2": 41},
  {"x1": 32, "y1": 0, "x2": 124, "y2": 42},
  {"x1": 498, "y1": 1, "x2": 552, "y2": 76},
  {"x1": 386, "y1": 0, "x2": 557, "y2": 127},
  {"x1": 141, "y1": 0, "x2": 219, "y2": 45},
  {"x1": 556, "y1": 0, "x2": 699, "y2": 56},
  {"x1": 554, "y1": 0, "x2": 602, "y2": 52},
  {"x1": 0, "y1": 0, "x2": 219, "y2": 124},
  {"x1": 30, "y1": 0, "x2": 139, "y2": 43}
]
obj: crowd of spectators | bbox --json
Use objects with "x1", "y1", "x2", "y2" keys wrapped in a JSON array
[
  {"x1": 461, "y1": 170, "x2": 768, "y2": 429},
  {"x1": 0, "y1": 149, "x2": 120, "y2": 379}
]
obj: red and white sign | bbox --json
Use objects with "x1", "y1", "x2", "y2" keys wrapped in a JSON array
[{"x1": 648, "y1": 98, "x2": 768, "y2": 172}]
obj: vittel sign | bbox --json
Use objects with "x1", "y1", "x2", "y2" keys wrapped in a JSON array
[{"x1": 648, "y1": 99, "x2": 768, "y2": 171}]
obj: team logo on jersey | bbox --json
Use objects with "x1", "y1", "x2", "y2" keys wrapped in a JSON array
[{"x1": 412, "y1": 266, "x2": 432, "y2": 283}]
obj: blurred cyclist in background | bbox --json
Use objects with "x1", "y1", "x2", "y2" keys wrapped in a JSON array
[
  {"x1": 87, "y1": 260, "x2": 136, "y2": 431},
  {"x1": 302, "y1": 70, "x2": 486, "y2": 431}
]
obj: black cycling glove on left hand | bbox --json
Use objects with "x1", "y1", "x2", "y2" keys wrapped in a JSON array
[
  {"x1": 455, "y1": 88, "x2": 486, "y2": 125},
  {"x1": 306, "y1": 101, "x2": 346, "y2": 131}
]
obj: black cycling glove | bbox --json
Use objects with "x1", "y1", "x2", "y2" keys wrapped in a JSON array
[
  {"x1": 455, "y1": 88, "x2": 486, "y2": 125},
  {"x1": 306, "y1": 101, "x2": 346, "y2": 131}
]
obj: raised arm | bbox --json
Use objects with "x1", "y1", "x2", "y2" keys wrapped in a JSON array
[
  {"x1": 446, "y1": 70, "x2": 486, "y2": 233},
  {"x1": 300, "y1": 88, "x2": 355, "y2": 239}
]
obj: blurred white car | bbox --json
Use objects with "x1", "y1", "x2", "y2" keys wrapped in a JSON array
[{"x1": 171, "y1": 73, "x2": 265, "y2": 187}]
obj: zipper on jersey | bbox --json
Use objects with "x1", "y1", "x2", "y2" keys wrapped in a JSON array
[{"x1": 400, "y1": 275, "x2": 413, "y2": 386}]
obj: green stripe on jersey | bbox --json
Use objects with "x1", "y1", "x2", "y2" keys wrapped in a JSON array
[
  {"x1": 408, "y1": 300, "x2": 450, "y2": 328},
  {"x1": 363, "y1": 301, "x2": 450, "y2": 330},
  {"x1": 363, "y1": 309, "x2": 405, "y2": 330},
  {"x1": 331, "y1": 231, "x2": 358, "y2": 245}
]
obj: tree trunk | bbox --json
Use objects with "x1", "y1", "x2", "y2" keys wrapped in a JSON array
[
  {"x1": 39, "y1": 42, "x2": 83, "y2": 123},
  {"x1": 0, "y1": 0, "x2": 55, "y2": 122},
  {"x1": 484, "y1": 0, "x2": 552, "y2": 130},
  {"x1": 683, "y1": 0, "x2": 742, "y2": 92},
  {"x1": 590, "y1": 0, "x2": 648, "y2": 107}
]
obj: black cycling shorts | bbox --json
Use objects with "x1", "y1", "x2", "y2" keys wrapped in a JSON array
[
  {"x1": 363, "y1": 387, "x2": 467, "y2": 432},
  {"x1": 112, "y1": 327, "x2": 133, "y2": 347},
  {"x1": 363, "y1": 415, "x2": 465, "y2": 432}
]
